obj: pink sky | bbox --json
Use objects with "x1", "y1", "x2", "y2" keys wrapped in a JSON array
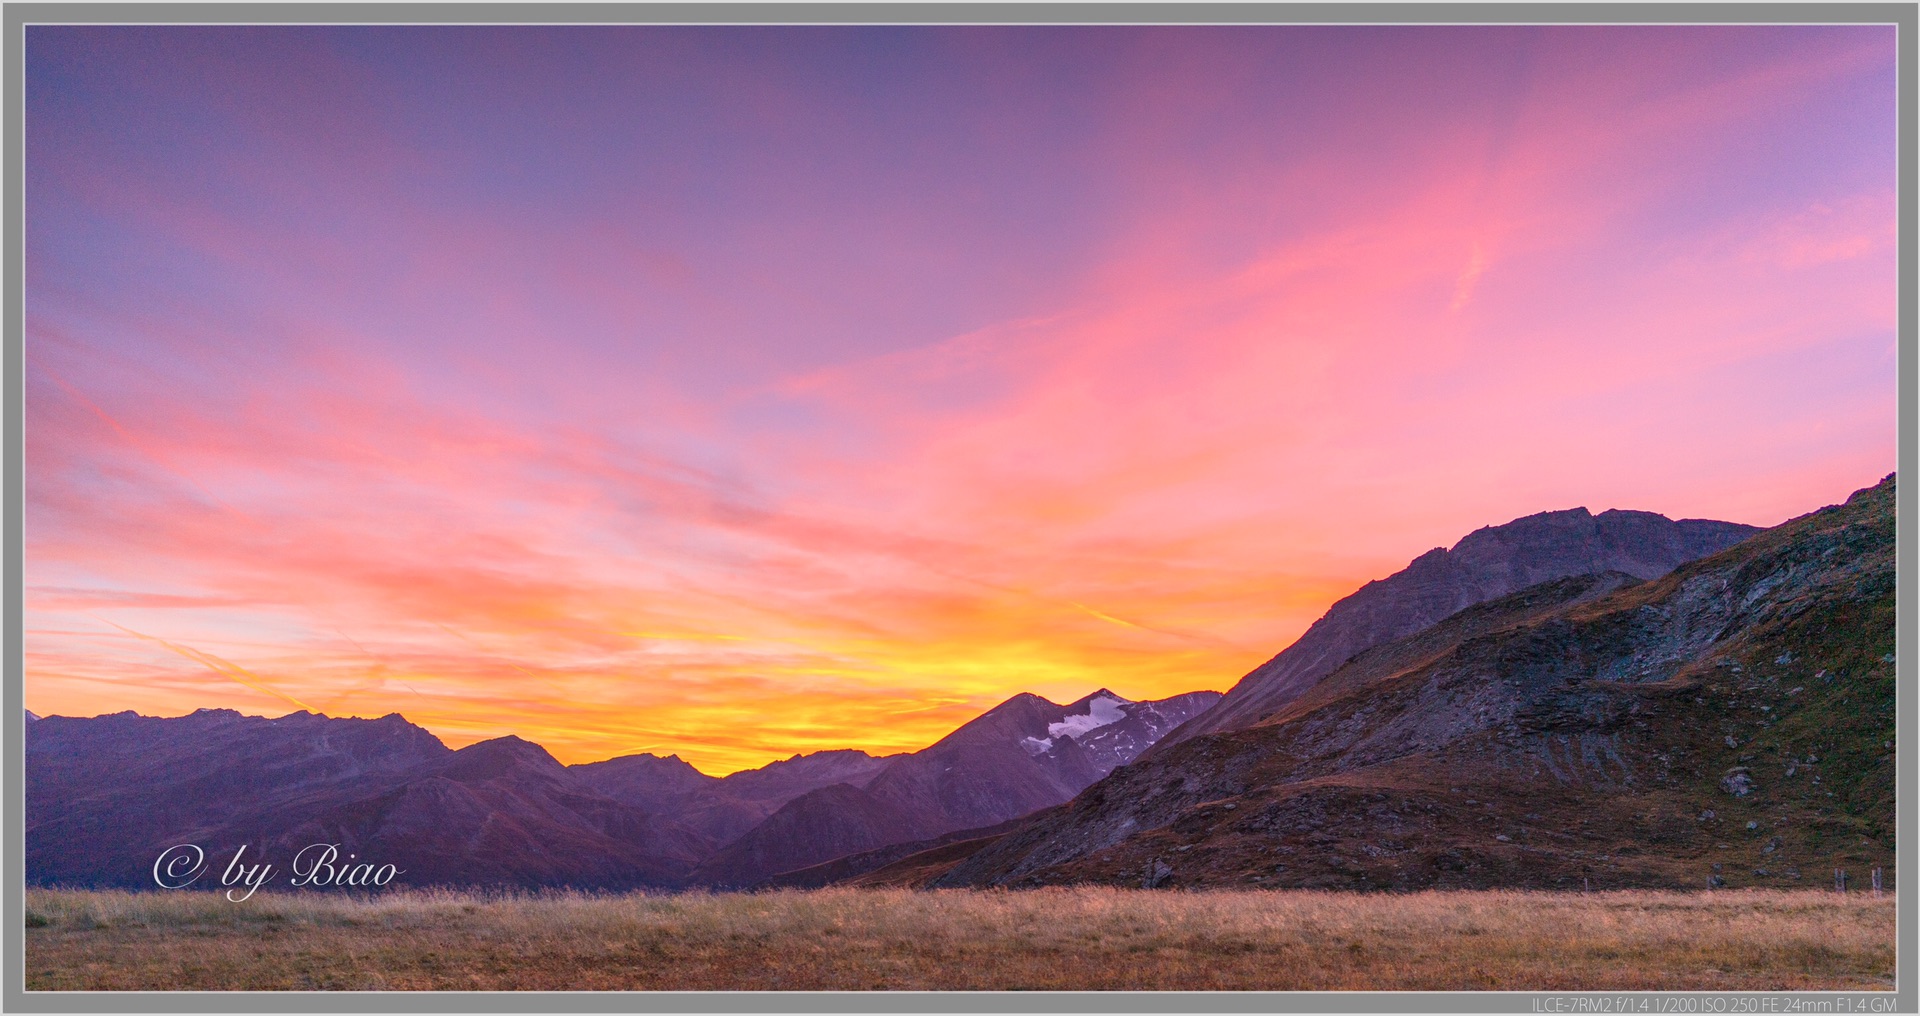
[{"x1": 24, "y1": 26, "x2": 1897, "y2": 773}]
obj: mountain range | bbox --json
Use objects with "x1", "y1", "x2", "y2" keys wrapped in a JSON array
[
  {"x1": 687, "y1": 689, "x2": 1220, "y2": 887},
  {"x1": 927, "y1": 475, "x2": 1896, "y2": 890},
  {"x1": 26, "y1": 686, "x2": 1215, "y2": 889},
  {"x1": 1152, "y1": 507, "x2": 1760, "y2": 751},
  {"x1": 29, "y1": 485, "x2": 1870, "y2": 893}
]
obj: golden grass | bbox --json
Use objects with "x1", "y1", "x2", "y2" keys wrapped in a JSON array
[{"x1": 24, "y1": 886, "x2": 1894, "y2": 991}]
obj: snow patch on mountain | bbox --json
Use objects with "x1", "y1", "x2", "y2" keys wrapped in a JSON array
[{"x1": 1048, "y1": 694, "x2": 1128, "y2": 740}]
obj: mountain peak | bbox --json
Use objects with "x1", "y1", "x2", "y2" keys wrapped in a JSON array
[
  {"x1": 1068, "y1": 688, "x2": 1129, "y2": 707},
  {"x1": 437, "y1": 735, "x2": 566, "y2": 781},
  {"x1": 471, "y1": 733, "x2": 543, "y2": 751},
  {"x1": 1049, "y1": 693, "x2": 1131, "y2": 742},
  {"x1": 1154, "y1": 500, "x2": 1762, "y2": 750},
  {"x1": 1003, "y1": 691, "x2": 1058, "y2": 707},
  {"x1": 1450, "y1": 506, "x2": 1599, "y2": 553}
]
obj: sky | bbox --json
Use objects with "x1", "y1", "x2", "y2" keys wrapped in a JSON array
[{"x1": 23, "y1": 25, "x2": 1898, "y2": 775}]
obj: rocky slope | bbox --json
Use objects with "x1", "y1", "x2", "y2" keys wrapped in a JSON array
[
  {"x1": 936, "y1": 476, "x2": 1894, "y2": 892},
  {"x1": 1155, "y1": 508, "x2": 1760, "y2": 750},
  {"x1": 686, "y1": 689, "x2": 1220, "y2": 887}
]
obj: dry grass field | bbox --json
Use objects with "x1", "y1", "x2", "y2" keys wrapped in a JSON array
[{"x1": 24, "y1": 886, "x2": 1894, "y2": 991}]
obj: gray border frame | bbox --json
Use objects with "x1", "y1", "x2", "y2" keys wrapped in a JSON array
[{"x1": 3, "y1": 3, "x2": 1913, "y2": 1013}]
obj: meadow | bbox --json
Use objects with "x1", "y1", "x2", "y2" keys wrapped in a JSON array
[{"x1": 24, "y1": 886, "x2": 1895, "y2": 991}]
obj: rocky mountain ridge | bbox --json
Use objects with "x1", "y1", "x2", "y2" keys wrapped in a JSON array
[
  {"x1": 26, "y1": 689, "x2": 1215, "y2": 890},
  {"x1": 931, "y1": 476, "x2": 1894, "y2": 892},
  {"x1": 685, "y1": 688, "x2": 1222, "y2": 887},
  {"x1": 29, "y1": 487, "x2": 1825, "y2": 893},
  {"x1": 1155, "y1": 507, "x2": 1760, "y2": 750}
]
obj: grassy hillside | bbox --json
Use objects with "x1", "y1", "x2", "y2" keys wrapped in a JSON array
[{"x1": 24, "y1": 886, "x2": 1893, "y2": 991}]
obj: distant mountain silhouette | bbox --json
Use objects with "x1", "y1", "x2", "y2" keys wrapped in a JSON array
[
  {"x1": 25, "y1": 691, "x2": 1211, "y2": 890},
  {"x1": 28, "y1": 498, "x2": 1781, "y2": 894},
  {"x1": 570, "y1": 747, "x2": 897, "y2": 849},
  {"x1": 25, "y1": 708, "x2": 908, "y2": 888},
  {"x1": 686, "y1": 689, "x2": 1220, "y2": 887}
]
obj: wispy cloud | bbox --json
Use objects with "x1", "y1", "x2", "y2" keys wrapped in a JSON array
[{"x1": 94, "y1": 619, "x2": 318, "y2": 714}]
